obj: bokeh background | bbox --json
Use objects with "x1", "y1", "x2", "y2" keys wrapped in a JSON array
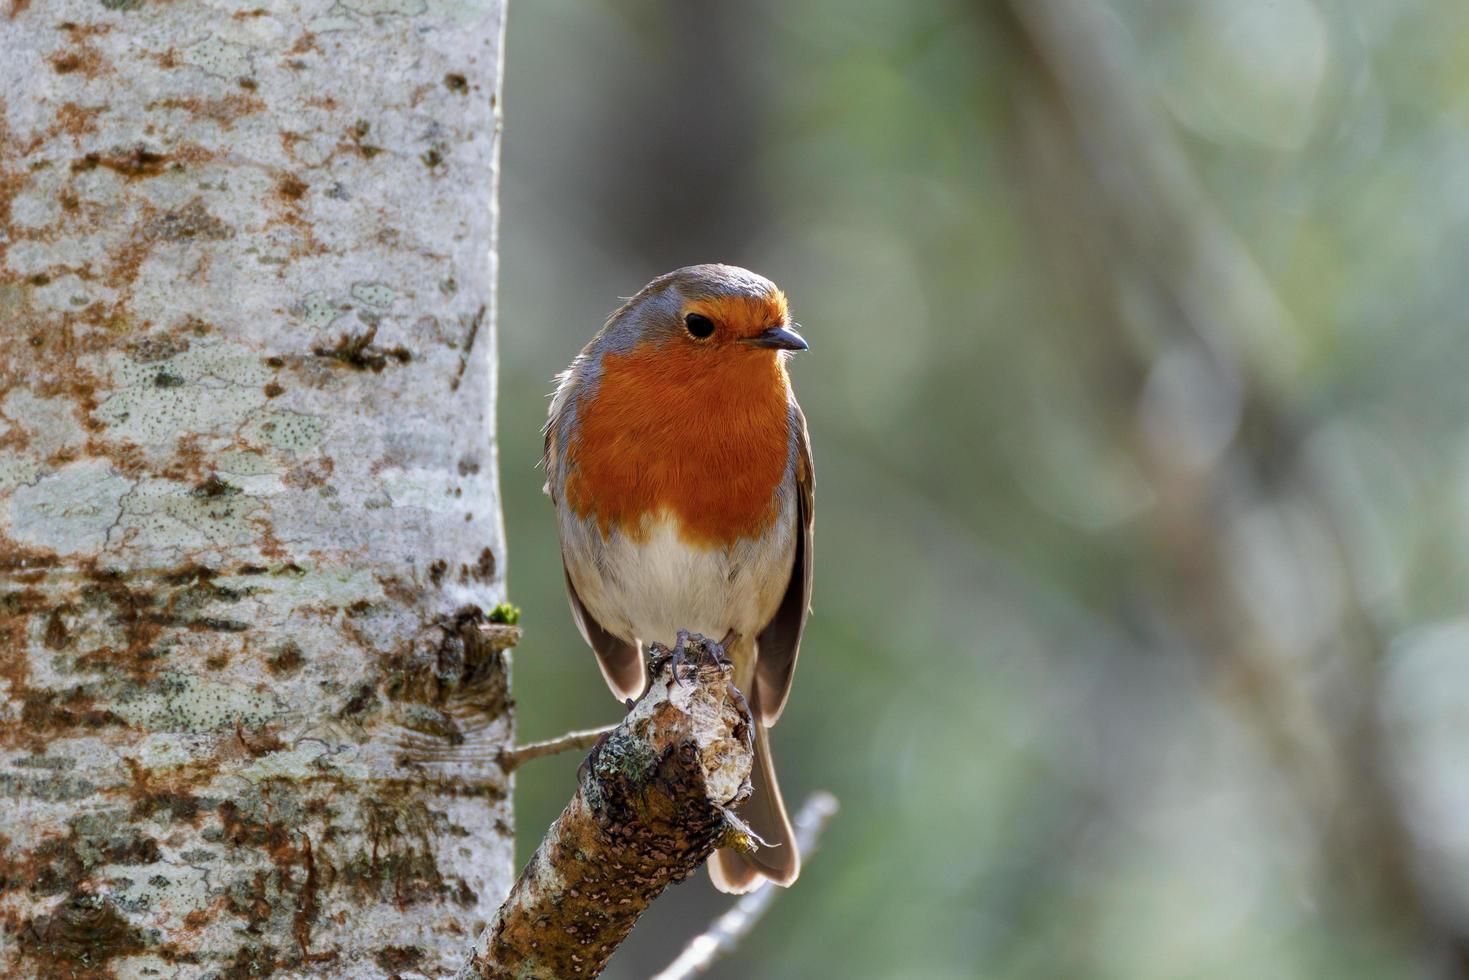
[{"x1": 495, "y1": 1, "x2": 1469, "y2": 977}]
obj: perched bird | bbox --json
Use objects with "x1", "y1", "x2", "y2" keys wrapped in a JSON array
[{"x1": 543, "y1": 264, "x2": 813, "y2": 893}]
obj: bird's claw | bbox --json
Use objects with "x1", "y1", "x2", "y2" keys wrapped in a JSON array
[
  {"x1": 668, "y1": 629, "x2": 739, "y2": 686},
  {"x1": 669, "y1": 629, "x2": 694, "y2": 687},
  {"x1": 714, "y1": 629, "x2": 738, "y2": 667},
  {"x1": 726, "y1": 678, "x2": 752, "y2": 723}
]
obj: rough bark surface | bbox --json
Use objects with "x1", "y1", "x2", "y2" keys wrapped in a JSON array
[
  {"x1": 461, "y1": 639, "x2": 756, "y2": 980},
  {"x1": 0, "y1": 1, "x2": 511, "y2": 976}
]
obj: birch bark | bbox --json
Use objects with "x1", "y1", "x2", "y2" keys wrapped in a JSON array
[{"x1": 0, "y1": 1, "x2": 510, "y2": 975}]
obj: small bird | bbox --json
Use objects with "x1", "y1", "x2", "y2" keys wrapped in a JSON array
[{"x1": 543, "y1": 264, "x2": 813, "y2": 893}]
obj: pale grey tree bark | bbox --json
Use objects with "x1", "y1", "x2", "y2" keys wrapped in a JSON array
[{"x1": 0, "y1": 1, "x2": 511, "y2": 976}]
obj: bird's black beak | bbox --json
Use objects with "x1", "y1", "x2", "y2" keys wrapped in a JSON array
[{"x1": 745, "y1": 324, "x2": 809, "y2": 351}]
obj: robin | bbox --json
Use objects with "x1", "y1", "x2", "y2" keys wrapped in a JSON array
[{"x1": 543, "y1": 264, "x2": 813, "y2": 893}]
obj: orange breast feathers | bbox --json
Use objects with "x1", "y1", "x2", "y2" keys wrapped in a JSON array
[{"x1": 564, "y1": 341, "x2": 794, "y2": 548}]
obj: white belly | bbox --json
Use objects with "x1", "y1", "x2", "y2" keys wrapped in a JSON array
[{"x1": 562, "y1": 507, "x2": 796, "y2": 649}]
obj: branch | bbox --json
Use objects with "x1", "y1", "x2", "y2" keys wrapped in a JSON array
[
  {"x1": 498, "y1": 723, "x2": 618, "y2": 772},
  {"x1": 652, "y1": 791, "x2": 840, "y2": 980},
  {"x1": 458, "y1": 634, "x2": 755, "y2": 980}
]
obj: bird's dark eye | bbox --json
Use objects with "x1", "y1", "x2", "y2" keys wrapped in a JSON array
[{"x1": 684, "y1": 313, "x2": 715, "y2": 339}]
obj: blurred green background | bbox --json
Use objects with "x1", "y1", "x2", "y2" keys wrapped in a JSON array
[{"x1": 496, "y1": 1, "x2": 1469, "y2": 977}]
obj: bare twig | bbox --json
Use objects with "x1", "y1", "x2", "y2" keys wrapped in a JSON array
[
  {"x1": 497, "y1": 723, "x2": 618, "y2": 772},
  {"x1": 458, "y1": 634, "x2": 755, "y2": 980},
  {"x1": 652, "y1": 791, "x2": 839, "y2": 980}
]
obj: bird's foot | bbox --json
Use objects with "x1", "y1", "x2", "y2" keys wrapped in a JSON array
[
  {"x1": 726, "y1": 676, "x2": 752, "y2": 725},
  {"x1": 714, "y1": 629, "x2": 738, "y2": 667},
  {"x1": 668, "y1": 629, "x2": 739, "y2": 686},
  {"x1": 669, "y1": 628, "x2": 695, "y2": 686}
]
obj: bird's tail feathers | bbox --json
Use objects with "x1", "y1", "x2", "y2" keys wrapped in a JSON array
[{"x1": 708, "y1": 706, "x2": 799, "y2": 894}]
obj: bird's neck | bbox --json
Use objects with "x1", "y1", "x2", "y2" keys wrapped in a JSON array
[{"x1": 565, "y1": 346, "x2": 793, "y2": 547}]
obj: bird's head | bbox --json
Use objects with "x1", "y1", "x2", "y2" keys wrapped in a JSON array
[{"x1": 602, "y1": 264, "x2": 808, "y2": 358}]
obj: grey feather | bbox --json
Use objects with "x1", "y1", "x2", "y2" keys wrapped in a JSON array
[
  {"x1": 755, "y1": 399, "x2": 813, "y2": 726},
  {"x1": 563, "y1": 565, "x2": 645, "y2": 701}
]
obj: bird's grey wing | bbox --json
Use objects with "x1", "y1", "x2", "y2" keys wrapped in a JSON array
[
  {"x1": 755, "y1": 399, "x2": 814, "y2": 726},
  {"x1": 562, "y1": 563, "x2": 645, "y2": 701}
]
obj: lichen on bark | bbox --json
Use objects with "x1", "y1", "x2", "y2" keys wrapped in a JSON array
[{"x1": 0, "y1": 0, "x2": 511, "y2": 975}]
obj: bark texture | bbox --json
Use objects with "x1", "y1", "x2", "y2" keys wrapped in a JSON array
[
  {"x1": 462, "y1": 639, "x2": 756, "y2": 980},
  {"x1": 0, "y1": 1, "x2": 511, "y2": 976}
]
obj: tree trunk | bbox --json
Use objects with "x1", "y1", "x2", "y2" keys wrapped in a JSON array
[{"x1": 0, "y1": 1, "x2": 511, "y2": 976}]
